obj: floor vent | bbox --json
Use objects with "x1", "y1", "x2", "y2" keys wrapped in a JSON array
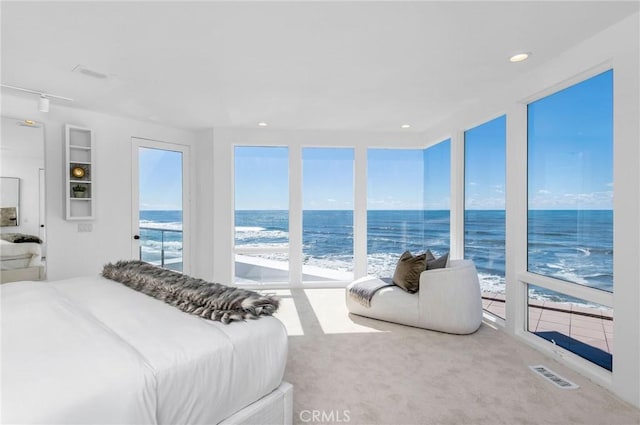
[{"x1": 529, "y1": 365, "x2": 579, "y2": 389}]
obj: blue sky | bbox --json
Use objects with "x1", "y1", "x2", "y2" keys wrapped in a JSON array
[
  {"x1": 145, "y1": 70, "x2": 613, "y2": 212},
  {"x1": 138, "y1": 147, "x2": 183, "y2": 210},
  {"x1": 528, "y1": 70, "x2": 613, "y2": 210},
  {"x1": 465, "y1": 116, "x2": 506, "y2": 210}
]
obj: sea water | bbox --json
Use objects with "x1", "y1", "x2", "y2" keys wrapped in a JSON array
[
  {"x1": 139, "y1": 210, "x2": 184, "y2": 270},
  {"x1": 141, "y1": 209, "x2": 613, "y2": 302}
]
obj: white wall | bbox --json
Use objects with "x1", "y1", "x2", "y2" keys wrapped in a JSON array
[{"x1": 1, "y1": 94, "x2": 199, "y2": 280}]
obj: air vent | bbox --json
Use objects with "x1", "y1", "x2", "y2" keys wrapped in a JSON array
[
  {"x1": 72, "y1": 65, "x2": 109, "y2": 79},
  {"x1": 529, "y1": 365, "x2": 579, "y2": 389}
]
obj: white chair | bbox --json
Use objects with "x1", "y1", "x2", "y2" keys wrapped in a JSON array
[{"x1": 345, "y1": 259, "x2": 483, "y2": 334}]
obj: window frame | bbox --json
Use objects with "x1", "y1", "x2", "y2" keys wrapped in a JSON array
[{"x1": 509, "y1": 63, "x2": 615, "y2": 384}]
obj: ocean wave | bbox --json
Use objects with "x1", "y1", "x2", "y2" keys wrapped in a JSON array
[
  {"x1": 235, "y1": 242, "x2": 289, "y2": 250},
  {"x1": 304, "y1": 256, "x2": 354, "y2": 272},
  {"x1": 477, "y1": 273, "x2": 506, "y2": 294},
  {"x1": 140, "y1": 220, "x2": 183, "y2": 231},
  {"x1": 140, "y1": 240, "x2": 183, "y2": 255},
  {"x1": 577, "y1": 247, "x2": 591, "y2": 256},
  {"x1": 235, "y1": 229, "x2": 289, "y2": 242},
  {"x1": 235, "y1": 226, "x2": 266, "y2": 232}
]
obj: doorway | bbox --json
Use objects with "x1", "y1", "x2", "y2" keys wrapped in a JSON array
[{"x1": 131, "y1": 138, "x2": 190, "y2": 274}]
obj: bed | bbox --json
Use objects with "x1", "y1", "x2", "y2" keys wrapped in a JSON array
[
  {"x1": 0, "y1": 238, "x2": 44, "y2": 283},
  {"x1": 1, "y1": 275, "x2": 292, "y2": 424}
]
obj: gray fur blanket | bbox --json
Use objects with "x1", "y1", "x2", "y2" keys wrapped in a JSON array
[
  {"x1": 348, "y1": 277, "x2": 394, "y2": 307},
  {"x1": 102, "y1": 260, "x2": 279, "y2": 324},
  {"x1": 1, "y1": 232, "x2": 42, "y2": 244}
]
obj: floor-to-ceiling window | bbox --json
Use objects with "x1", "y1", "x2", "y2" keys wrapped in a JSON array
[
  {"x1": 526, "y1": 69, "x2": 613, "y2": 369},
  {"x1": 302, "y1": 148, "x2": 354, "y2": 283},
  {"x1": 234, "y1": 146, "x2": 290, "y2": 284},
  {"x1": 464, "y1": 116, "x2": 506, "y2": 319},
  {"x1": 366, "y1": 149, "x2": 425, "y2": 277},
  {"x1": 423, "y1": 139, "x2": 451, "y2": 255}
]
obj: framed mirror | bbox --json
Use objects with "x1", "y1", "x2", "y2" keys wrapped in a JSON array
[
  {"x1": 0, "y1": 177, "x2": 20, "y2": 226},
  {"x1": 1, "y1": 116, "x2": 46, "y2": 282}
]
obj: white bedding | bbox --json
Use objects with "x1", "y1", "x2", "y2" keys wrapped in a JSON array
[{"x1": 1, "y1": 276, "x2": 288, "y2": 424}]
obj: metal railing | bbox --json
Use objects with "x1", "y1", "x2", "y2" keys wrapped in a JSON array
[{"x1": 139, "y1": 226, "x2": 183, "y2": 270}]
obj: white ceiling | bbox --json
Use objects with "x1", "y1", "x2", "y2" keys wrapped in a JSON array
[{"x1": 1, "y1": 1, "x2": 638, "y2": 132}]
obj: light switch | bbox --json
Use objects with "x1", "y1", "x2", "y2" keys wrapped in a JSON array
[{"x1": 78, "y1": 223, "x2": 93, "y2": 232}]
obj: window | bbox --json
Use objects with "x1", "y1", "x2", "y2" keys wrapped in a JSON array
[
  {"x1": 423, "y1": 139, "x2": 451, "y2": 254},
  {"x1": 302, "y1": 148, "x2": 354, "y2": 282},
  {"x1": 527, "y1": 285, "x2": 612, "y2": 371},
  {"x1": 528, "y1": 70, "x2": 613, "y2": 292},
  {"x1": 527, "y1": 69, "x2": 613, "y2": 368},
  {"x1": 234, "y1": 146, "x2": 289, "y2": 284},
  {"x1": 464, "y1": 116, "x2": 506, "y2": 318},
  {"x1": 367, "y1": 149, "x2": 425, "y2": 277}
]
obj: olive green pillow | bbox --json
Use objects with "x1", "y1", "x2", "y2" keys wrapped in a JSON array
[{"x1": 392, "y1": 250, "x2": 434, "y2": 293}]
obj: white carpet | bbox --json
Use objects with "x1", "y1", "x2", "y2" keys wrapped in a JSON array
[{"x1": 271, "y1": 288, "x2": 640, "y2": 425}]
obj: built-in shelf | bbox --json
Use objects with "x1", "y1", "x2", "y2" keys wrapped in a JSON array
[{"x1": 65, "y1": 124, "x2": 94, "y2": 220}]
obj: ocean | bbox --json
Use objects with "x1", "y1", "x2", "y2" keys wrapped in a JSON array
[
  {"x1": 139, "y1": 210, "x2": 184, "y2": 271},
  {"x1": 141, "y1": 209, "x2": 614, "y2": 302}
]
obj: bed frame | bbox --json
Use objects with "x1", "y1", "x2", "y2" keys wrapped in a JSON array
[
  {"x1": 220, "y1": 382, "x2": 293, "y2": 425},
  {"x1": 1, "y1": 265, "x2": 44, "y2": 284}
]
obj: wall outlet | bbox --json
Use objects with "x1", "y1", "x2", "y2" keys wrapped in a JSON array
[{"x1": 78, "y1": 223, "x2": 93, "y2": 232}]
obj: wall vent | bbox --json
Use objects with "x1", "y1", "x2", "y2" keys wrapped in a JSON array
[
  {"x1": 72, "y1": 65, "x2": 109, "y2": 80},
  {"x1": 529, "y1": 365, "x2": 579, "y2": 389}
]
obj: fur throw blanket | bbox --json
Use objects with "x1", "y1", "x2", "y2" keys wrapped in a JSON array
[
  {"x1": 102, "y1": 260, "x2": 279, "y2": 324},
  {"x1": 1, "y1": 233, "x2": 42, "y2": 244}
]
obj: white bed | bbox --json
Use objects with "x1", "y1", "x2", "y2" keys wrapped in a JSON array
[
  {"x1": 1, "y1": 275, "x2": 291, "y2": 424},
  {"x1": 0, "y1": 239, "x2": 44, "y2": 283}
]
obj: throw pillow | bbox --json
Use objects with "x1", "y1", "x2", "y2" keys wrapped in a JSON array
[
  {"x1": 426, "y1": 252, "x2": 449, "y2": 270},
  {"x1": 392, "y1": 250, "x2": 431, "y2": 293}
]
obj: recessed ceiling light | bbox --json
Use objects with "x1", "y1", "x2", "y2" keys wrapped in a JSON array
[
  {"x1": 401, "y1": 124, "x2": 411, "y2": 129},
  {"x1": 258, "y1": 122, "x2": 268, "y2": 127},
  {"x1": 509, "y1": 52, "x2": 530, "y2": 63}
]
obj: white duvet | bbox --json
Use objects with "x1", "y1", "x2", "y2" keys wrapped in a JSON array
[{"x1": 1, "y1": 276, "x2": 288, "y2": 424}]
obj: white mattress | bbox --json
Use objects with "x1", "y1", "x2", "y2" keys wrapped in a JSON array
[{"x1": 1, "y1": 276, "x2": 288, "y2": 424}]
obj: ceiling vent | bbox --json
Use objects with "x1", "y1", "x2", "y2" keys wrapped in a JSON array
[{"x1": 72, "y1": 65, "x2": 110, "y2": 80}]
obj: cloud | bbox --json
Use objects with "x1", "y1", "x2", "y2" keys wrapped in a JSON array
[
  {"x1": 465, "y1": 197, "x2": 505, "y2": 210},
  {"x1": 529, "y1": 190, "x2": 612, "y2": 209},
  {"x1": 327, "y1": 198, "x2": 336, "y2": 203}
]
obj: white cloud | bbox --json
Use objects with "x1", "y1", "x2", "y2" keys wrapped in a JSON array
[{"x1": 529, "y1": 190, "x2": 612, "y2": 209}]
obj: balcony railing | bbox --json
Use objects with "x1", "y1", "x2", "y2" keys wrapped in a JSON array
[{"x1": 139, "y1": 226, "x2": 183, "y2": 271}]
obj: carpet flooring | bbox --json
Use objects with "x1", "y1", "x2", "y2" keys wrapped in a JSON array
[{"x1": 271, "y1": 288, "x2": 640, "y2": 425}]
